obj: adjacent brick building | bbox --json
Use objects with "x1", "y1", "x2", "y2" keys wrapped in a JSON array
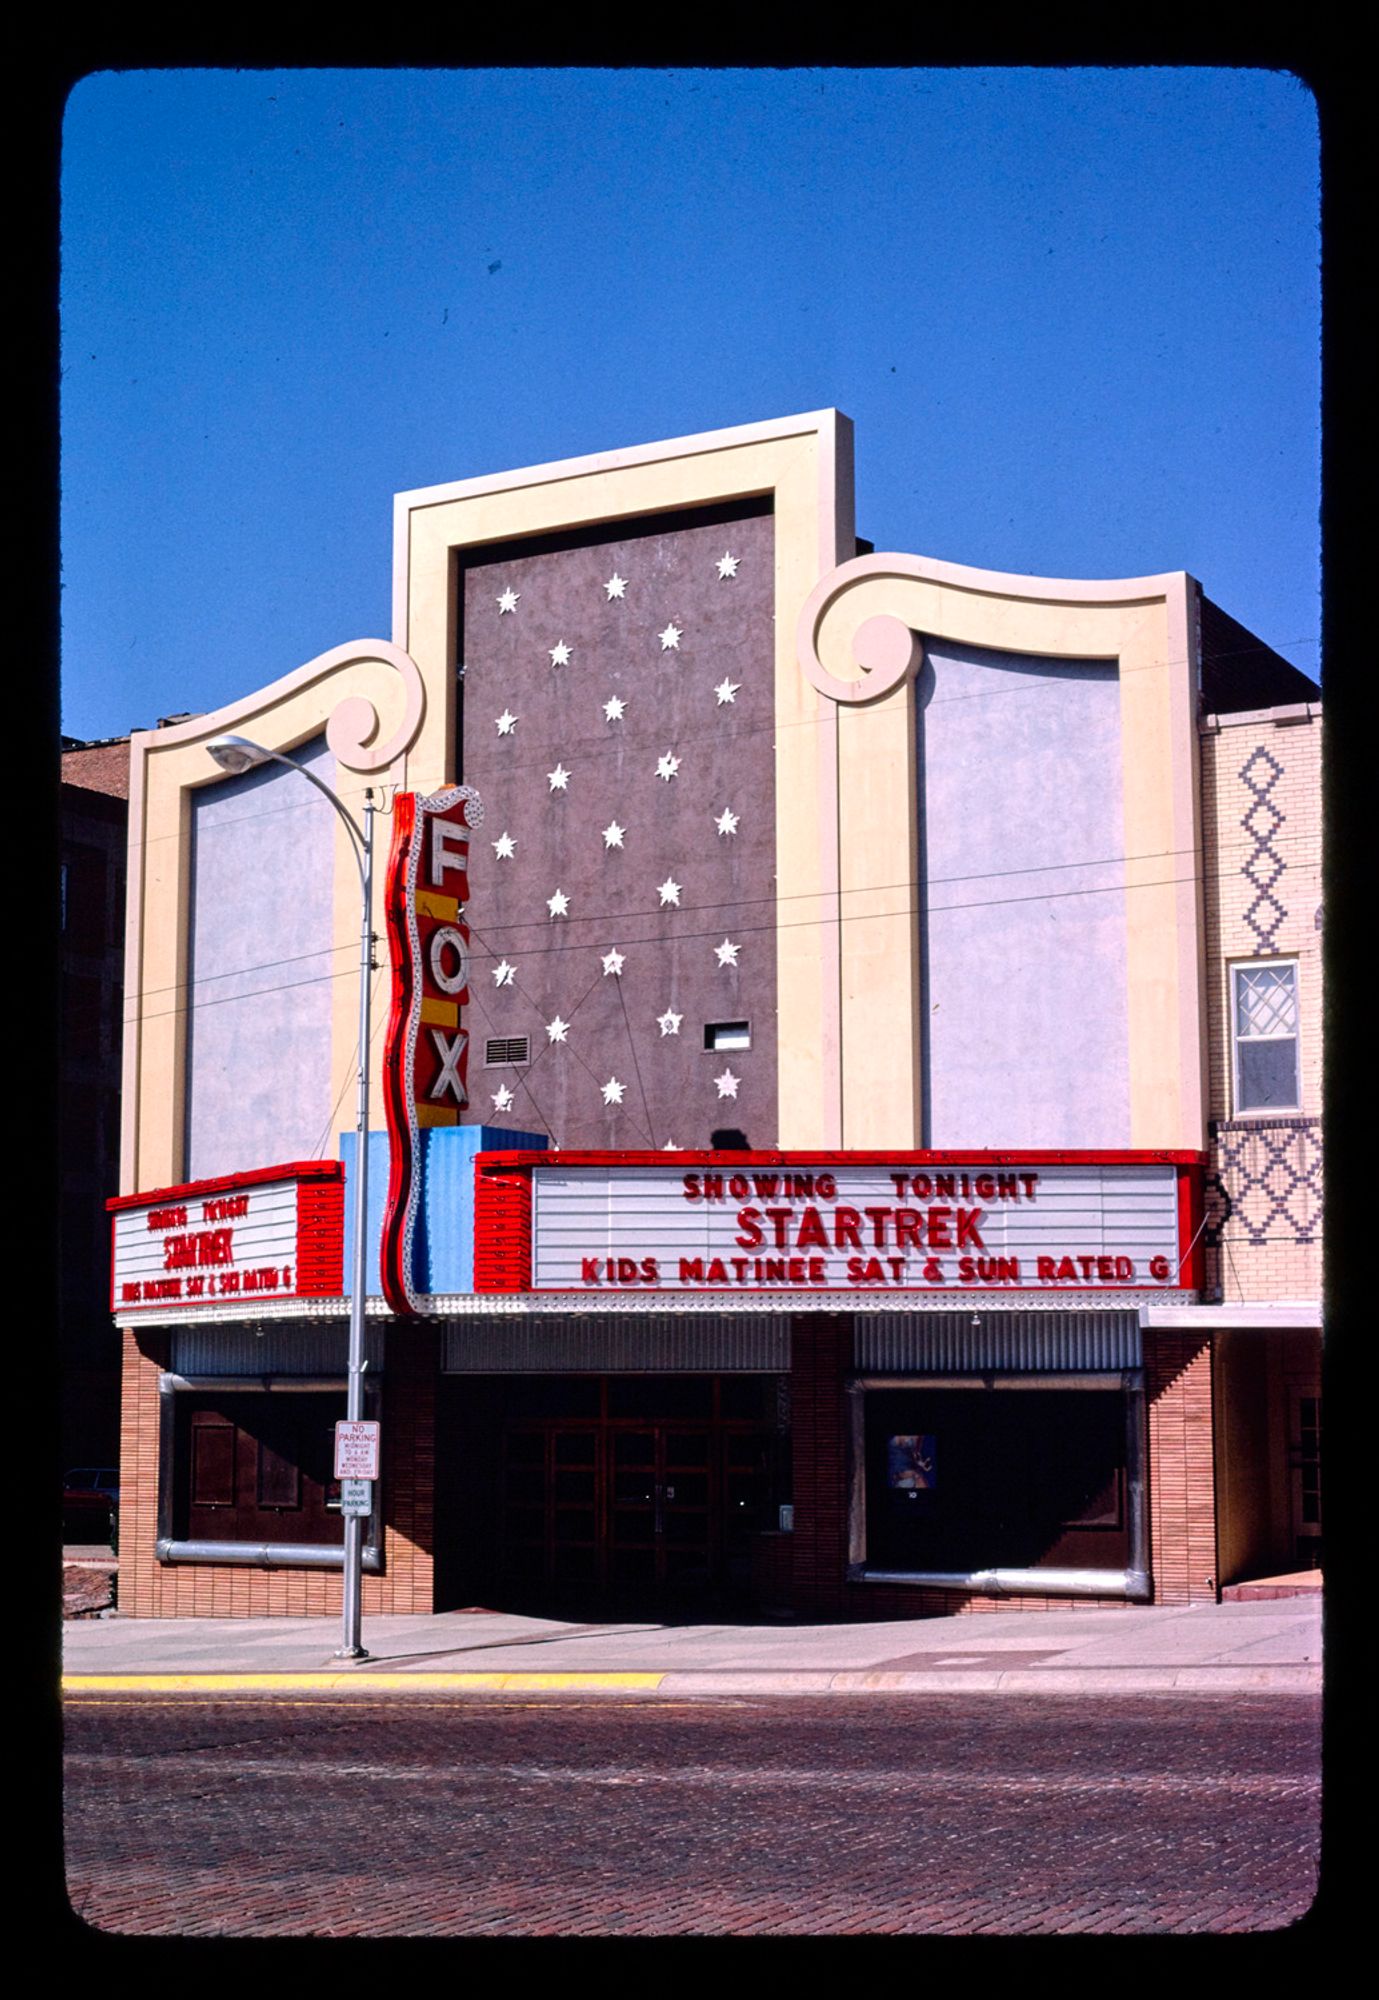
[{"x1": 61, "y1": 737, "x2": 130, "y2": 1472}]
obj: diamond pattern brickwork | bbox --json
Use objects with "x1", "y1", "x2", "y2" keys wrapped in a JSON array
[{"x1": 1238, "y1": 744, "x2": 1288, "y2": 952}]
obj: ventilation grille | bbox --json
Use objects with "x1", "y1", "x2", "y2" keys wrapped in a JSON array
[
  {"x1": 485, "y1": 1036, "x2": 530, "y2": 1067},
  {"x1": 443, "y1": 1314, "x2": 791, "y2": 1373},
  {"x1": 854, "y1": 1311, "x2": 1141, "y2": 1373},
  {"x1": 170, "y1": 1323, "x2": 386, "y2": 1376}
]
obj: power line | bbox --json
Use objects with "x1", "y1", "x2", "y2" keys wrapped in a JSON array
[
  {"x1": 115, "y1": 821, "x2": 1321, "y2": 1010},
  {"x1": 123, "y1": 854, "x2": 1324, "y2": 1031}
]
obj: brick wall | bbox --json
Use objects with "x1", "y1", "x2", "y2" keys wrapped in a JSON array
[
  {"x1": 62, "y1": 740, "x2": 132, "y2": 799},
  {"x1": 1144, "y1": 1330, "x2": 1219, "y2": 1605},
  {"x1": 786, "y1": 1314, "x2": 853, "y2": 1615},
  {"x1": 120, "y1": 1327, "x2": 438, "y2": 1619},
  {"x1": 1199, "y1": 706, "x2": 1322, "y2": 1306}
]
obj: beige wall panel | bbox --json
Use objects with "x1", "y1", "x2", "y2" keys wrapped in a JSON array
[
  {"x1": 126, "y1": 655, "x2": 425, "y2": 1193},
  {"x1": 806, "y1": 566, "x2": 1204, "y2": 1150},
  {"x1": 836, "y1": 687, "x2": 920, "y2": 1145}
]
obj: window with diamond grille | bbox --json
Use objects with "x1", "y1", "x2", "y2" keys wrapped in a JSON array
[{"x1": 1232, "y1": 961, "x2": 1300, "y2": 1112}]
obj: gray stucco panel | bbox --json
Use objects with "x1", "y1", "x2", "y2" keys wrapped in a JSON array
[
  {"x1": 917, "y1": 639, "x2": 1130, "y2": 1148},
  {"x1": 183, "y1": 735, "x2": 337, "y2": 1178}
]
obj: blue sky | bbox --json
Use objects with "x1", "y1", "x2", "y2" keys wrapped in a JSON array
[{"x1": 60, "y1": 67, "x2": 1320, "y2": 741}]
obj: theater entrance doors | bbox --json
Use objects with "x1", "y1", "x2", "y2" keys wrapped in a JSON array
[{"x1": 443, "y1": 1373, "x2": 785, "y2": 1615}]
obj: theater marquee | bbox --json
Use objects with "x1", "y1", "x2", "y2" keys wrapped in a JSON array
[
  {"x1": 109, "y1": 1162, "x2": 344, "y2": 1312},
  {"x1": 505, "y1": 1152, "x2": 1204, "y2": 1295}
]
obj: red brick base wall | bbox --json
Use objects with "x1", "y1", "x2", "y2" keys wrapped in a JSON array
[
  {"x1": 1143, "y1": 1329, "x2": 1218, "y2": 1606},
  {"x1": 118, "y1": 1317, "x2": 1217, "y2": 1621},
  {"x1": 120, "y1": 1326, "x2": 438, "y2": 1619}
]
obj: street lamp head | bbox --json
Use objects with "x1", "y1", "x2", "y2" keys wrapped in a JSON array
[{"x1": 207, "y1": 734, "x2": 272, "y2": 776}]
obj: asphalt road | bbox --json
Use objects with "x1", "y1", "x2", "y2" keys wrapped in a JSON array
[{"x1": 63, "y1": 1691, "x2": 1321, "y2": 1937}]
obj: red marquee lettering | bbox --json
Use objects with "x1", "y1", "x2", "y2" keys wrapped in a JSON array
[{"x1": 795, "y1": 1206, "x2": 828, "y2": 1250}]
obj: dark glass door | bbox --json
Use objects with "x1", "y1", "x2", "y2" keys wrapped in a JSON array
[
  {"x1": 607, "y1": 1426, "x2": 714, "y2": 1599},
  {"x1": 494, "y1": 1377, "x2": 779, "y2": 1609}
]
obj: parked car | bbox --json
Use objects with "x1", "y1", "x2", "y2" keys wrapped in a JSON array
[{"x1": 62, "y1": 1468, "x2": 120, "y2": 1547}]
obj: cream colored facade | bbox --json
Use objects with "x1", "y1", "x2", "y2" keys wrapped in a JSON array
[{"x1": 120, "y1": 410, "x2": 1215, "y2": 1196}]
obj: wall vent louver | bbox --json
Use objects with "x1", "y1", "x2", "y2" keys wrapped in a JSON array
[{"x1": 485, "y1": 1036, "x2": 530, "y2": 1067}]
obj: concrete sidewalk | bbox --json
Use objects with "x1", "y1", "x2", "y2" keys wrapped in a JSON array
[{"x1": 62, "y1": 1593, "x2": 1322, "y2": 1697}]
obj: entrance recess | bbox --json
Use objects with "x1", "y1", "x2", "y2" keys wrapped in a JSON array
[{"x1": 492, "y1": 1375, "x2": 782, "y2": 1610}]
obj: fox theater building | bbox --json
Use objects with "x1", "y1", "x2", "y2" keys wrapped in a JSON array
[{"x1": 110, "y1": 411, "x2": 1323, "y2": 1621}]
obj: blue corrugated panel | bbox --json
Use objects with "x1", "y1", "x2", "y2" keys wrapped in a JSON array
[{"x1": 339, "y1": 1124, "x2": 545, "y2": 1296}]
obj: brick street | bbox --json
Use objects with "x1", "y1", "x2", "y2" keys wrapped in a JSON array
[{"x1": 63, "y1": 1691, "x2": 1320, "y2": 1936}]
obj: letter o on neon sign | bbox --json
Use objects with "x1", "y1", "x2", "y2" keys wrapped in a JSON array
[{"x1": 429, "y1": 926, "x2": 470, "y2": 996}]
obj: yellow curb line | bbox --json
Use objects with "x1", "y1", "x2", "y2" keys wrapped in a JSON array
[{"x1": 62, "y1": 1672, "x2": 666, "y2": 1694}]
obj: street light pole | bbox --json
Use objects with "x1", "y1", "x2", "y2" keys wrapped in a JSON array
[
  {"x1": 341, "y1": 783, "x2": 374, "y2": 1658},
  {"x1": 206, "y1": 735, "x2": 375, "y2": 1660}
]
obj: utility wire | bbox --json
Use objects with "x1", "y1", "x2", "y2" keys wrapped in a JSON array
[
  {"x1": 111, "y1": 824, "x2": 1322, "y2": 1011},
  {"x1": 123, "y1": 855, "x2": 1321, "y2": 1030}
]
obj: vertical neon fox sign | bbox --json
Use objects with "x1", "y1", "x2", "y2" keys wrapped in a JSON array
[{"x1": 380, "y1": 785, "x2": 483, "y2": 1315}]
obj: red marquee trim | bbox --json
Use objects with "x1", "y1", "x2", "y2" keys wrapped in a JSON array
[
  {"x1": 473, "y1": 1148, "x2": 1207, "y2": 1169},
  {"x1": 106, "y1": 1160, "x2": 343, "y2": 1212},
  {"x1": 108, "y1": 1162, "x2": 344, "y2": 1313},
  {"x1": 471, "y1": 1149, "x2": 1207, "y2": 1297}
]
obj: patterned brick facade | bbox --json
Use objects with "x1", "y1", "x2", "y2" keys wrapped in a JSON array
[{"x1": 1199, "y1": 704, "x2": 1323, "y2": 1305}]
